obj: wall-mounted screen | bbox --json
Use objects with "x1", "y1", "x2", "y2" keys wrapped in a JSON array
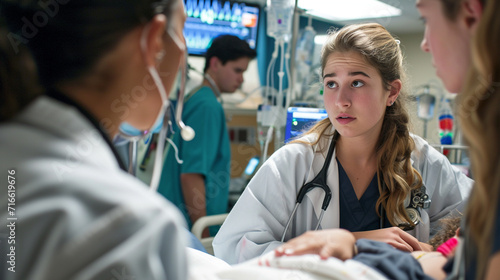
[{"x1": 184, "y1": 0, "x2": 260, "y2": 56}]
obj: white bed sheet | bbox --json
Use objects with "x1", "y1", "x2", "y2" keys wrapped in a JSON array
[{"x1": 187, "y1": 248, "x2": 388, "y2": 280}]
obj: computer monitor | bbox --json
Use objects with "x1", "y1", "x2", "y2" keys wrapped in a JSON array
[
  {"x1": 284, "y1": 107, "x2": 328, "y2": 143},
  {"x1": 184, "y1": 0, "x2": 260, "y2": 56}
]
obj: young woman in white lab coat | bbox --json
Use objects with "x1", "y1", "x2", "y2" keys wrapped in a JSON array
[
  {"x1": 0, "y1": 1, "x2": 189, "y2": 279},
  {"x1": 213, "y1": 23, "x2": 473, "y2": 265}
]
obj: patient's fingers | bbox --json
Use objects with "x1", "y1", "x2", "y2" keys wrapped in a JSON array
[
  {"x1": 386, "y1": 233, "x2": 419, "y2": 252},
  {"x1": 276, "y1": 232, "x2": 322, "y2": 255},
  {"x1": 387, "y1": 237, "x2": 413, "y2": 252},
  {"x1": 400, "y1": 230, "x2": 422, "y2": 250},
  {"x1": 352, "y1": 227, "x2": 422, "y2": 252},
  {"x1": 319, "y1": 244, "x2": 351, "y2": 261},
  {"x1": 419, "y1": 242, "x2": 434, "y2": 252}
]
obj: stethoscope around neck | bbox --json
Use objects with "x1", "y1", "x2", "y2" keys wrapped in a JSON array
[
  {"x1": 281, "y1": 133, "x2": 338, "y2": 242},
  {"x1": 186, "y1": 64, "x2": 222, "y2": 104},
  {"x1": 280, "y1": 132, "x2": 431, "y2": 242},
  {"x1": 203, "y1": 73, "x2": 222, "y2": 100}
]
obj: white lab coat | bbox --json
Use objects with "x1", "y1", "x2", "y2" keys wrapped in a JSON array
[
  {"x1": 213, "y1": 131, "x2": 473, "y2": 264},
  {"x1": 0, "y1": 97, "x2": 188, "y2": 280}
]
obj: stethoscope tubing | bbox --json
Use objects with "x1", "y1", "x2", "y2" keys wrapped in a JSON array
[
  {"x1": 280, "y1": 132, "x2": 338, "y2": 242},
  {"x1": 279, "y1": 131, "x2": 426, "y2": 243}
]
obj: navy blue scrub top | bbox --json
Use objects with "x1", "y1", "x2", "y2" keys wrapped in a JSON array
[{"x1": 337, "y1": 158, "x2": 391, "y2": 231}]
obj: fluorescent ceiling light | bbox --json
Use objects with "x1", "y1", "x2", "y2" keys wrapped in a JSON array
[{"x1": 298, "y1": 0, "x2": 401, "y2": 22}]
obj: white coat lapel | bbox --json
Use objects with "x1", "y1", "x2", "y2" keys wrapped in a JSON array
[{"x1": 415, "y1": 210, "x2": 430, "y2": 242}]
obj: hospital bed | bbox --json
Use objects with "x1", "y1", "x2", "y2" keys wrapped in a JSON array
[
  {"x1": 191, "y1": 213, "x2": 228, "y2": 255},
  {"x1": 187, "y1": 248, "x2": 388, "y2": 280}
]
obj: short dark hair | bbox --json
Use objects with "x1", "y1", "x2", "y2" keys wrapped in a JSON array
[{"x1": 203, "y1": 34, "x2": 257, "y2": 73}]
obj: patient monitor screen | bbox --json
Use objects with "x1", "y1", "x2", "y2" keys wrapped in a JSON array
[
  {"x1": 184, "y1": 0, "x2": 260, "y2": 56},
  {"x1": 285, "y1": 107, "x2": 328, "y2": 143}
]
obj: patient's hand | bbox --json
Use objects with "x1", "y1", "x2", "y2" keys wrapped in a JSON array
[
  {"x1": 352, "y1": 227, "x2": 422, "y2": 252},
  {"x1": 274, "y1": 228, "x2": 356, "y2": 261},
  {"x1": 419, "y1": 242, "x2": 433, "y2": 252}
]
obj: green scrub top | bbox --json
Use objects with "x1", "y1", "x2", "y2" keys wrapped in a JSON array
[{"x1": 158, "y1": 86, "x2": 231, "y2": 233}]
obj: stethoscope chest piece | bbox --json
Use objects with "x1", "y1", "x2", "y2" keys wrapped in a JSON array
[
  {"x1": 399, "y1": 207, "x2": 420, "y2": 231},
  {"x1": 396, "y1": 185, "x2": 432, "y2": 231}
]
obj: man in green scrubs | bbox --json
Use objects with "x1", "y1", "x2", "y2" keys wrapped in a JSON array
[{"x1": 159, "y1": 35, "x2": 256, "y2": 236}]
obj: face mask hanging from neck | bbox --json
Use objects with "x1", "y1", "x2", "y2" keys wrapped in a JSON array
[
  {"x1": 117, "y1": 21, "x2": 192, "y2": 191},
  {"x1": 117, "y1": 22, "x2": 171, "y2": 140}
]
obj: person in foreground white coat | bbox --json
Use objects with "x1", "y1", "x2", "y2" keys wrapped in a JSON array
[
  {"x1": 213, "y1": 23, "x2": 472, "y2": 265},
  {"x1": 0, "y1": 0, "x2": 190, "y2": 279}
]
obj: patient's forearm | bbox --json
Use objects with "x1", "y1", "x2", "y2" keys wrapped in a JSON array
[{"x1": 411, "y1": 251, "x2": 447, "y2": 280}]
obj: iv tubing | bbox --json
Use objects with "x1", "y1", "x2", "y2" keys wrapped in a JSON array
[
  {"x1": 284, "y1": 43, "x2": 292, "y2": 109},
  {"x1": 262, "y1": 39, "x2": 281, "y2": 162},
  {"x1": 266, "y1": 40, "x2": 279, "y2": 104},
  {"x1": 277, "y1": 38, "x2": 285, "y2": 111},
  {"x1": 263, "y1": 38, "x2": 288, "y2": 162},
  {"x1": 262, "y1": 126, "x2": 274, "y2": 162},
  {"x1": 273, "y1": 39, "x2": 287, "y2": 150}
]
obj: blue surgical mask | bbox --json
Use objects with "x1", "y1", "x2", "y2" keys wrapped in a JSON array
[
  {"x1": 118, "y1": 62, "x2": 186, "y2": 137},
  {"x1": 119, "y1": 20, "x2": 190, "y2": 193},
  {"x1": 118, "y1": 22, "x2": 173, "y2": 140},
  {"x1": 119, "y1": 117, "x2": 164, "y2": 137},
  {"x1": 118, "y1": 59, "x2": 186, "y2": 137}
]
